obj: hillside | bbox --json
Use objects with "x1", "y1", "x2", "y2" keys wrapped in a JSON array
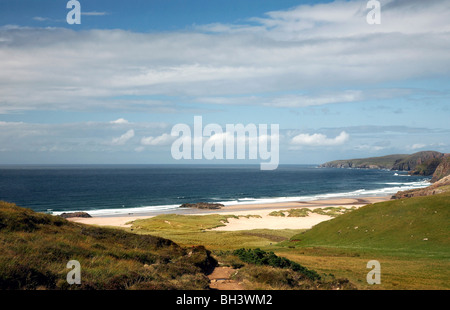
[
  {"x1": 392, "y1": 151, "x2": 445, "y2": 171},
  {"x1": 0, "y1": 201, "x2": 355, "y2": 290},
  {"x1": 320, "y1": 151, "x2": 449, "y2": 181},
  {"x1": 0, "y1": 201, "x2": 216, "y2": 289},
  {"x1": 289, "y1": 191, "x2": 450, "y2": 256},
  {"x1": 319, "y1": 154, "x2": 408, "y2": 170}
]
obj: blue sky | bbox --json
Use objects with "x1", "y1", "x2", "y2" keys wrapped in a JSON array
[{"x1": 0, "y1": 0, "x2": 449, "y2": 165}]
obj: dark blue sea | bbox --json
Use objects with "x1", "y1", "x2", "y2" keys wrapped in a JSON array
[{"x1": 0, "y1": 165, "x2": 430, "y2": 216}]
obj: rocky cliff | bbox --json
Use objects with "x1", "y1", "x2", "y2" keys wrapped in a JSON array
[
  {"x1": 320, "y1": 151, "x2": 448, "y2": 181},
  {"x1": 319, "y1": 154, "x2": 408, "y2": 170},
  {"x1": 431, "y1": 155, "x2": 450, "y2": 182},
  {"x1": 391, "y1": 174, "x2": 450, "y2": 199},
  {"x1": 391, "y1": 151, "x2": 445, "y2": 171}
]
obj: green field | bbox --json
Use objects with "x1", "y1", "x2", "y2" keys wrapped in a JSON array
[
  {"x1": 1, "y1": 190, "x2": 449, "y2": 290},
  {"x1": 129, "y1": 214, "x2": 299, "y2": 249},
  {"x1": 129, "y1": 191, "x2": 450, "y2": 289},
  {"x1": 0, "y1": 201, "x2": 216, "y2": 290},
  {"x1": 274, "y1": 192, "x2": 450, "y2": 289}
]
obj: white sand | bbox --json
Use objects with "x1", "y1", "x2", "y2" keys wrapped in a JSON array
[
  {"x1": 67, "y1": 196, "x2": 390, "y2": 230},
  {"x1": 68, "y1": 215, "x2": 150, "y2": 227},
  {"x1": 209, "y1": 209, "x2": 334, "y2": 231}
]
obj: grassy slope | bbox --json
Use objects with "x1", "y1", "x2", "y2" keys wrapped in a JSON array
[
  {"x1": 273, "y1": 192, "x2": 450, "y2": 289},
  {"x1": 0, "y1": 203, "x2": 351, "y2": 290},
  {"x1": 0, "y1": 201, "x2": 216, "y2": 290},
  {"x1": 129, "y1": 194, "x2": 450, "y2": 289},
  {"x1": 3, "y1": 190, "x2": 448, "y2": 290},
  {"x1": 321, "y1": 151, "x2": 445, "y2": 171},
  {"x1": 287, "y1": 192, "x2": 450, "y2": 257},
  {"x1": 321, "y1": 154, "x2": 408, "y2": 169}
]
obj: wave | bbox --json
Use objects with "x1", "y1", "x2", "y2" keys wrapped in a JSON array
[
  {"x1": 53, "y1": 179, "x2": 431, "y2": 216},
  {"x1": 53, "y1": 204, "x2": 181, "y2": 217}
]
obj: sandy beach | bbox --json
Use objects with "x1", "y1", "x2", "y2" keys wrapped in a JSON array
[{"x1": 68, "y1": 196, "x2": 390, "y2": 230}]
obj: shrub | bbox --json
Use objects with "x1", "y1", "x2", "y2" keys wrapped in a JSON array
[{"x1": 232, "y1": 248, "x2": 321, "y2": 281}]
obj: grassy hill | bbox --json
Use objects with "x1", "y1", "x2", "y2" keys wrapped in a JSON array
[
  {"x1": 0, "y1": 201, "x2": 216, "y2": 290},
  {"x1": 273, "y1": 192, "x2": 450, "y2": 289},
  {"x1": 288, "y1": 192, "x2": 450, "y2": 257},
  {"x1": 0, "y1": 202, "x2": 355, "y2": 290},
  {"x1": 319, "y1": 151, "x2": 447, "y2": 176},
  {"x1": 2, "y1": 192, "x2": 448, "y2": 290},
  {"x1": 319, "y1": 154, "x2": 408, "y2": 169}
]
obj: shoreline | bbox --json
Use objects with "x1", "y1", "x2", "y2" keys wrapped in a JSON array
[{"x1": 67, "y1": 195, "x2": 391, "y2": 230}]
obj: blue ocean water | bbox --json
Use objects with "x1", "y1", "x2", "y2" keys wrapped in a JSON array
[{"x1": 0, "y1": 165, "x2": 430, "y2": 216}]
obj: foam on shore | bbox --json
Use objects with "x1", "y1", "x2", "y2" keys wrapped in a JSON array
[{"x1": 54, "y1": 179, "x2": 430, "y2": 217}]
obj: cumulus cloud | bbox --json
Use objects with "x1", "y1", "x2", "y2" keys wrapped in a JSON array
[{"x1": 291, "y1": 131, "x2": 349, "y2": 146}]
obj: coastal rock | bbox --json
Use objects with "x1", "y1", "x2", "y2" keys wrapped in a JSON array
[
  {"x1": 320, "y1": 151, "x2": 445, "y2": 172},
  {"x1": 392, "y1": 151, "x2": 445, "y2": 172},
  {"x1": 409, "y1": 158, "x2": 443, "y2": 176},
  {"x1": 59, "y1": 211, "x2": 92, "y2": 218},
  {"x1": 179, "y1": 202, "x2": 224, "y2": 210},
  {"x1": 391, "y1": 175, "x2": 450, "y2": 199},
  {"x1": 319, "y1": 154, "x2": 408, "y2": 170},
  {"x1": 431, "y1": 155, "x2": 450, "y2": 182}
]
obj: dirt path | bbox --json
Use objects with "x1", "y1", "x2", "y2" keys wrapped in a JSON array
[{"x1": 208, "y1": 267, "x2": 245, "y2": 290}]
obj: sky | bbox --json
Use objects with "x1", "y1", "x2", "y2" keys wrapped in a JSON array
[{"x1": 0, "y1": 0, "x2": 449, "y2": 165}]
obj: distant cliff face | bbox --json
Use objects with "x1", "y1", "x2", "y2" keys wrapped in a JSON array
[
  {"x1": 320, "y1": 151, "x2": 450, "y2": 182},
  {"x1": 319, "y1": 154, "x2": 407, "y2": 170},
  {"x1": 391, "y1": 151, "x2": 445, "y2": 171},
  {"x1": 431, "y1": 156, "x2": 450, "y2": 182}
]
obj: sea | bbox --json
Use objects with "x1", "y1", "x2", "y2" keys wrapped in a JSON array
[{"x1": 0, "y1": 164, "x2": 431, "y2": 216}]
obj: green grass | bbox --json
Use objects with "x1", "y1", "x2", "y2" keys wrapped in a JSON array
[
  {"x1": 0, "y1": 201, "x2": 216, "y2": 290},
  {"x1": 269, "y1": 207, "x2": 356, "y2": 218},
  {"x1": 268, "y1": 192, "x2": 450, "y2": 289},
  {"x1": 129, "y1": 213, "x2": 300, "y2": 249},
  {"x1": 0, "y1": 202, "x2": 353, "y2": 290},
  {"x1": 3, "y1": 188, "x2": 449, "y2": 290},
  {"x1": 286, "y1": 192, "x2": 450, "y2": 257},
  {"x1": 271, "y1": 247, "x2": 450, "y2": 290},
  {"x1": 128, "y1": 193, "x2": 450, "y2": 289}
]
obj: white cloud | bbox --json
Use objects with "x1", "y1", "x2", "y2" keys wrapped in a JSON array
[
  {"x1": 291, "y1": 131, "x2": 349, "y2": 146},
  {"x1": 111, "y1": 129, "x2": 135, "y2": 145},
  {"x1": 140, "y1": 133, "x2": 174, "y2": 146},
  {"x1": 0, "y1": 0, "x2": 449, "y2": 113},
  {"x1": 410, "y1": 143, "x2": 427, "y2": 150},
  {"x1": 197, "y1": 90, "x2": 363, "y2": 107},
  {"x1": 110, "y1": 118, "x2": 129, "y2": 124},
  {"x1": 32, "y1": 17, "x2": 50, "y2": 22},
  {"x1": 81, "y1": 11, "x2": 109, "y2": 16}
]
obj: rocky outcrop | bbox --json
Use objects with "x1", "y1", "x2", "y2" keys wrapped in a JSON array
[
  {"x1": 319, "y1": 154, "x2": 407, "y2": 170},
  {"x1": 409, "y1": 158, "x2": 443, "y2": 176},
  {"x1": 320, "y1": 151, "x2": 448, "y2": 178},
  {"x1": 179, "y1": 202, "x2": 224, "y2": 210},
  {"x1": 391, "y1": 175, "x2": 450, "y2": 199},
  {"x1": 431, "y1": 155, "x2": 450, "y2": 182},
  {"x1": 392, "y1": 151, "x2": 445, "y2": 171},
  {"x1": 59, "y1": 211, "x2": 92, "y2": 218}
]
